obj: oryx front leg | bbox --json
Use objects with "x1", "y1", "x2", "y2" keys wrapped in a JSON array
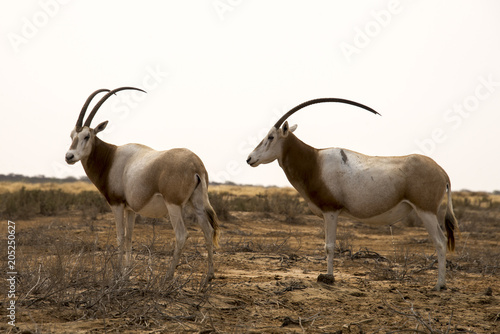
[
  {"x1": 111, "y1": 205, "x2": 126, "y2": 272},
  {"x1": 416, "y1": 210, "x2": 448, "y2": 291},
  {"x1": 166, "y1": 204, "x2": 187, "y2": 280},
  {"x1": 318, "y1": 211, "x2": 339, "y2": 284},
  {"x1": 124, "y1": 209, "x2": 136, "y2": 269}
]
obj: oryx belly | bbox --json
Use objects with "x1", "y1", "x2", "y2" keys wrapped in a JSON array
[
  {"x1": 342, "y1": 201, "x2": 413, "y2": 225},
  {"x1": 134, "y1": 193, "x2": 169, "y2": 218}
]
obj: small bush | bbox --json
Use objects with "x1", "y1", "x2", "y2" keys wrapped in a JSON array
[
  {"x1": 74, "y1": 190, "x2": 110, "y2": 219},
  {"x1": 267, "y1": 192, "x2": 305, "y2": 223},
  {"x1": 208, "y1": 191, "x2": 233, "y2": 221},
  {"x1": 1, "y1": 187, "x2": 39, "y2": 219}
]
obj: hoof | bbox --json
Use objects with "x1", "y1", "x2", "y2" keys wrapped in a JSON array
[
  {"x1": 432, "y1": 284, "x2": 447, "y2": 291},
  {"x1": 317, "y1": 274, "x2": 335, "y2": 285},
  {"x1": 199, "y1": 273, "x2": 215, "y2": 291}
]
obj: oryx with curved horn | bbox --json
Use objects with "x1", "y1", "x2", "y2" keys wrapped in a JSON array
[
  {"x1": 65, "y1": 87, "x2": 220, "y2": 281},
  {"x1": 247, "y1": 98, "x2": 459, "y2": 290}
]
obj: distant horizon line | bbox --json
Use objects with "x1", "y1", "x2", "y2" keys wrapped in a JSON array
[{"x1": 0, "y1": 173, "x2": 497, "y2": 194}]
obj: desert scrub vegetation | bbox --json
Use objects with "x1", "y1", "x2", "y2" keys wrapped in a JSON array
[
  {"x1": 1, "y1": 180, "x2": 499, "y2": 332},
  {"x1": 452, "y1": 190, "x2": 500, "y2": 209},
  {"x1": 0, "y1": 182, "x2": 307, "y2": 222},
  {"x1": 0, "y1": 187, "x2": 110, "y2": 219},
  {"x1": 209, "y1": 190, "x2": 307, "y2": 222}
]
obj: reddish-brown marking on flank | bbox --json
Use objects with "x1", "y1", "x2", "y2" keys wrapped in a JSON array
[
  {"x1": 402, "y1": 155, "x2": 448, "y2": 213},
  {"x1": 125, "y1": 148, "x2": 210, "y2": 210},
  {"x1": 280, "y1": 133, "x2": 343, "y2": 212},
  {"x1": 157, "y1": 149, "x2": 204, "y2": 206}
]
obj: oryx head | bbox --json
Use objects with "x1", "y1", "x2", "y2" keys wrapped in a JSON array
[
  {"x1": 65, "y1": 87, "x2": 146, "y2": 165},
  {"x1": 246, "y1": 98, "x2": 380, "y2": 167},
  {"x1": 246, "y1": 121, "x2": 298, "y2": 167}
]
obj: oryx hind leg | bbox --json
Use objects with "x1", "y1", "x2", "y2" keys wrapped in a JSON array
[
  {"x1": 165, "y1": 203, "x2": 187, "y2": 280},
  {"x1": 189, "y1": 183, "x2": 215, "y2": 281},
  {"x1": 415, "y1": 209, "x2": 448, "y2": 291}
]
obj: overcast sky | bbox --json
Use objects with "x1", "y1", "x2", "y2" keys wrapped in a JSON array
[{"x1": 1, "y1": 1, "x2": 499, "y2": 191}]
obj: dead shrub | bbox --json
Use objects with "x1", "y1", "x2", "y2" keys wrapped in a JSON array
[{"x1": 208, "y1": 191, "x2": 233, "y2": 221}]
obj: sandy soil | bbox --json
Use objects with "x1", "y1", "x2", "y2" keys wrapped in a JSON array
[{"x1": 1, "y1": 208, "x2": 499, "y2": 333}]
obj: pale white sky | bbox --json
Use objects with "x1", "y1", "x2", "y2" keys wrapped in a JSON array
[{"x1": 1, "y1": 1, "x2": 499, "y2": 191}]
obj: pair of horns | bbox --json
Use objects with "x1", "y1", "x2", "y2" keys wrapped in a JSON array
[
  {"x1": 273, "y1": 98, "x2": 380, "y2": 129},
  {"x1": 76, "y1": 87, "x2": 146, "y2": 130}
]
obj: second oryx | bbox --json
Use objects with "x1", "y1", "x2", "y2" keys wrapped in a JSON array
[{"x1": 246, "y1": 98, "x2": 459, "y2": 291}]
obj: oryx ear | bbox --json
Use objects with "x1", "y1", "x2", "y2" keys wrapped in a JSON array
[
  {"x1": 95, "y1": 121, "x2": 108, "y2": 134},
  {"x1": 281, "y1": 121, "x2": 297, "y2": 136}
]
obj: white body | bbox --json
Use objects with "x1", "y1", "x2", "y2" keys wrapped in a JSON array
[{"x1": 247, "y1": 122, "x2": 458, "y2": 290}]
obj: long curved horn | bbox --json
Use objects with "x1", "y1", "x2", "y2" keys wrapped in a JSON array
[
  {"x1": 84, "y1": 87, "x2": 147, "y2": 127},
  {"x1": 273, "y1": 98, "x2": 380, "y2": 129},
  {"x1": 76, "y1": 89, "x2": 110, "y2": 130}
]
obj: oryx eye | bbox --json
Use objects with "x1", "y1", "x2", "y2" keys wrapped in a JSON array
[
  {"x1": 84, "y1": 135, "x2": 90, "y2": 141},
  {"x1": 268, "y1": 135, "x2": 274, "y2": 141}
]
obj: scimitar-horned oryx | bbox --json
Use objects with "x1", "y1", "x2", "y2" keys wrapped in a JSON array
[
  {"x1": 246, "y1": 98, "x2": 459, "y2": 290},
  {"x1": 65, "y1": 87, "x2": 220, "y2": 281}
]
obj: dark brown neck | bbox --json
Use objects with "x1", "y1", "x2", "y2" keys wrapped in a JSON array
[
  {"x1": 279, "y1": 133, "x2": 318, "y2": 189},
  {"x1": 279, "y1": 133, "x2": 343, "y2": 212},
  {"x1": 82, "y1": 137, "x2": 120, "y2": 205}
]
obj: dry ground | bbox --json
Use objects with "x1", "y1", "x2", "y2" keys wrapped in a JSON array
[{"x1": 0, "y1": 184, "x2": 499, "y2": 333}]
